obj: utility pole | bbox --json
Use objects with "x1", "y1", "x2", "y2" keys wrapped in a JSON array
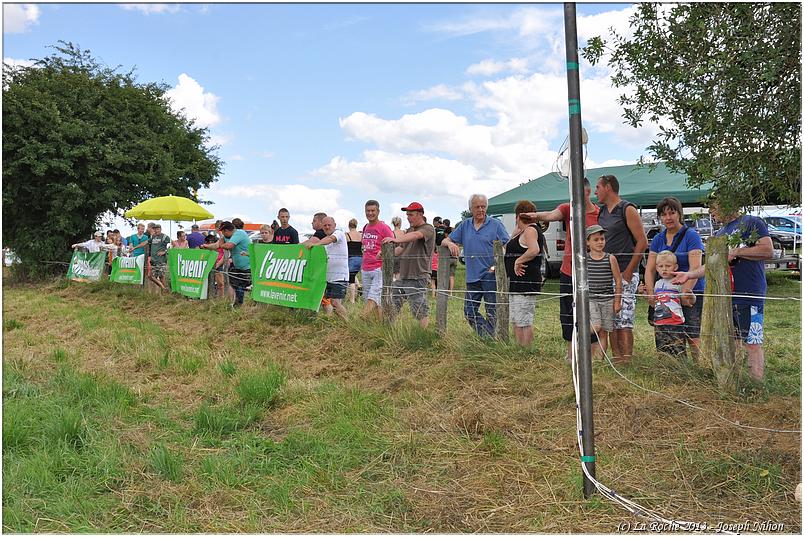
[{"x1": 563, "y1": 2, "x2": 596, "y2": 499}]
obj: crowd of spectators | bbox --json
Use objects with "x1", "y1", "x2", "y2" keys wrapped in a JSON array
[{"x1": 70, "y1": 175, "x2": 774, "y2": 380}]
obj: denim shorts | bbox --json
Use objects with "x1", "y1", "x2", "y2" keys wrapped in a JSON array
[
  {"x1": 325, "y1": 280, "x2": 348, "y2": 300},
  {"x1": 348, "y1": 256, "x2": 362, "y2": 273}
]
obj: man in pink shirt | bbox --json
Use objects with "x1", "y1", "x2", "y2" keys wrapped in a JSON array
[{"x1": 360, "y1": 199, "x2": 395, "y2": 319}]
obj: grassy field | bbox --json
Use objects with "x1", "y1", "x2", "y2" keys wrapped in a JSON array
[{"x1": 2, "y1": 268, "x2": 801, "y2": 532}]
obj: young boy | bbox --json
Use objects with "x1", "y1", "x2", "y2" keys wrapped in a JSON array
[
  {"x1": 653, "y1": 250, "x2": 694, "y2": 357},
  {"x1": 586, "y1": 225, "x2": 622, "y2": 360}
]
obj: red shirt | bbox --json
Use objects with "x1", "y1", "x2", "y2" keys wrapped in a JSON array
[{"x1": 559, "y1": 202, "x2": 600, "y2": 277}]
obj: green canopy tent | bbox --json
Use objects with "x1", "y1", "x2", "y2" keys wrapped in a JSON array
[{"x1": 488, "y1": 162, "x2": 714, "y2": 214}]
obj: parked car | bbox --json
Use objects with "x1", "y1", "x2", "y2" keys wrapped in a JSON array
[
  {"x1": 641, "y1": 213, "x2": 661, "y2": 240},
  {"x1": 683, "y1": 216, "x2": 715, "y2": 242},
  {"x1": 763, "y1": 217, "x2": 801, "y2": 248},
  {"x1": 763, "y1": 215, "x2": 801, "y2": 234},
  {"x1": 766, "y1": 224, "x2": 798, "y2": 251}
]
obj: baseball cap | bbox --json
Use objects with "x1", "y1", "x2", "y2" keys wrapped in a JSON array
[
  {"x1": 401, "y1": 201, "x2": 424, "y2": 212},
  {"x1": 191, "y1": 224, "x2": 199, "y2": 230},
  {"x1": 585, "y1": 224, "x2": 606, "y2": 239}
]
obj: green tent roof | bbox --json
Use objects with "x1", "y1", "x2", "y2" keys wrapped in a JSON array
[{"x1": 487, "y1": 162, "x2": 713, "y2": 214}]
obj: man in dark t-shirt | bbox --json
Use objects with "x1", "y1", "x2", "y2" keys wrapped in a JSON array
[
  {"x1": 311, "y1": 212, "x2": 327, "y2": 240},
  {"x1": 272, "y1": 208, "x2": 299, "y2": 244}
]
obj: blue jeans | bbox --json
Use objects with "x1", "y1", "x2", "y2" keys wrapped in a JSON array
[
  {"x1": 229, "y1": 268, "x2": 250, "y2": 305},
  {"x1": 464, "y1": 279, "x2": 497, "y2": 338}
]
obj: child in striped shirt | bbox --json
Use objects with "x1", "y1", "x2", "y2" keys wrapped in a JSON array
[{"x1": 586, "y1": 225, "x2": 622, "y2": 360}]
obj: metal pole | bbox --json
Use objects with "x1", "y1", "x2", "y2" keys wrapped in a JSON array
[{"x1": 564, "y1": 2, "x2": 596, "y2": 499}]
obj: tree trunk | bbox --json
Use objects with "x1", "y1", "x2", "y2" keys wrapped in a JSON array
[{"x1": 700, "y1": 235, "x2": 739, "y2": 390}]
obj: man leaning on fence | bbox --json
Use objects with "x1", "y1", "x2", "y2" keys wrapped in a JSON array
[
  {"x1": 381, "y1": 202, "x2": 435, "y2": 328},
  {"x1": 441, "y1": 194, "x2": 510, "y2": 338},
  {"x1": 203, "y1": 221, "x2": 250, "y2": 308}
]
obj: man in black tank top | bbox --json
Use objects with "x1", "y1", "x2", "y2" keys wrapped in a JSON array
[{"x1": 595, "y1": 175, "x2": 648, "y2": 363}]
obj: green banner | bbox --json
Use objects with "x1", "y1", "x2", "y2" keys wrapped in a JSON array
[
  {"x1": 110, "y1": 254, "x2": 145, "y2": 285},
  {"x1": 168, "y1": 248, "x2": 217, "y2": 299},
  {"x1": 249, "y1": 243, "x2": 328, "y2": 311},
  {"x1": 67, "y1": 250, "x2": 106, "y2": 282}
]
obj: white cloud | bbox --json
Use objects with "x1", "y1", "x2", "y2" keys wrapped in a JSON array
[
  {"x1": 259, "y1": 151, "x2": 274, "y2": 159},
  {"x1": 308, "y1": 5, "x2": 652, "y2": 218},
  {"x1": 164, "y1": 73, "x2": 222, "y2": 128},
  {"x1": 423, "y1": 6, "x2": 562, "y2": 39},
  {"x1": 3, "y1": 57, "x2": 36, "y2": 69},
  {"x1": 403, "y1": 84, "x2": 463, "y2": 104},
  {"x1": 206, "y1": 133, "x2": 231, "y2": 147},
  {"x1": 121, "y1": 4, "x2": 181, "y2": 15},
  {"x1": 576, "y1": 5, "x2": 637, "y2": 43},
  {"x1": 466, "y1": 58, "x2": 529, "y2": 77},
  {"x1": 4, "y1": 4, "x2": 40, "y2": 33},
  {"x1": 228, "y1": 154, "x2": 244, "y2": 161}
]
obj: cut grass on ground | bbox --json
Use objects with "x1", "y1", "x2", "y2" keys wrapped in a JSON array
[{"x1": 2, "y1": 269, "x2": 801, "y2": 532}]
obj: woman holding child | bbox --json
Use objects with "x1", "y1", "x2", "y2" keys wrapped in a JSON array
[{"x1": 644, "y1": 196, "x2": 705, "y2": 358}]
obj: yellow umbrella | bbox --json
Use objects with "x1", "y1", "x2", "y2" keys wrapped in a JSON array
[{"x1": 124, "y1": 195, "x2": 213, "y2": 221}]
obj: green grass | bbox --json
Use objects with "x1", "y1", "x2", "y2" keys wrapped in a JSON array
[
  {"x1": 1, "y1": 269, "x2": 800, "y2": 533},
  {"x1": 149, "y1": 444, "x2": 184, "y2": 483},
  {"x1": 235, "y1": 365, "x2": 286, "y2": 407},
  {"x1": 3, "y1": 318, "x2": 23, "y2": 331}
]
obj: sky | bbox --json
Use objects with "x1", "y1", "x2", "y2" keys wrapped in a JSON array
[{"x1": 3, "y1": 2, "x2": 657, "y2": 237}]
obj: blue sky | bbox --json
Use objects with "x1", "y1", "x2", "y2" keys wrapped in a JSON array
[{"x1": 4, "y1": 3, "x2": 655, "y2": 237}]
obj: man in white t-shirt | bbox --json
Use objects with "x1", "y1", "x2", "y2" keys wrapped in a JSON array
[
  {"x1": 304, "y1": 216, "x2": 349, "y2": 319},
  {"x1": 72, "y1": 231, "x2": 116, "y2": 253}
]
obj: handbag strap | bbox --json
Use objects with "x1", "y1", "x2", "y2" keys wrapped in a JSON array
[{"x1": 668, "y1": 225, "x2": 689, "y2": 254}]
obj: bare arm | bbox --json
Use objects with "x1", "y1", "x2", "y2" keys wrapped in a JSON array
[
  {"x1": 522, "y1": 207, "x2": 564, "y2": 223},
  {"x1": 512, "y1": 227, "x2": 541, "y2": 277},
  {"x1": 383, "y1": 231, "x2": 424, "y2": 244},
  {"x1": 683, "y1": 249, "x2": 702, "y2": 293},
  {"x1": 730, "y1": 236, "x2": 774, "y2": 261},
  {"x1": 610, "y1": 256, "x2": 622, "y2": 312},
  {"x1": 672, "y1": 265, "x2": 706, "y2": 284},
  {"x1": 645, "y1": 251, "x2": 657, "y2": 306},
  {"x1": 622, "y1": 205, "x2": 648, "y2": 280}
]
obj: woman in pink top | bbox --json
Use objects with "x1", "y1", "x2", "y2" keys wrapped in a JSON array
[{"x1": 172, "y1": 231, "x2": 189, "y2": 249}]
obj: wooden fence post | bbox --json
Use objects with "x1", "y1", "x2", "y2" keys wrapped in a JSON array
[
  {"x1": 700, "y1": 235, "x2": 738, "y2": 390},
  {"x1": 381, "y1": 242, "x2": 395, "y2": 323},
  {"x1": 494, "y1": 240, "x2": 509, "y2": 342},
  {"x1": 436, "y1": 245, "x2": 450, "y2": 335}
]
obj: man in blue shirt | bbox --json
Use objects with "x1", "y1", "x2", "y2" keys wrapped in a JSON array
[
  {"x1": 186, "y1": 224, "x2": 206, "y2": 248},
  {"x1": 442, "y1": 194, "x2": 510, "y2": 338},
  {"x1": 674, "y1": 199, "x2": 773, "y2": 381},
  {"x1": 202, "y1": 221, "x2": 251, "y2": 308}
]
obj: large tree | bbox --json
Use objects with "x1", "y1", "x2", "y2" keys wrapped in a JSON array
[
  {"x1": 583, "y1": 3, "x2": 801, "y2": 212},
  {"x1": 3, "y1": 43, "x2": 222, "y2": 277}
]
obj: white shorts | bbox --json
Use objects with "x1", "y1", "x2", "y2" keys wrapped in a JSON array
[
  {"x1": 509, "y1": 294, "x2": 537, "y2": 327},
  {"x1": 361, "y1": 268, "x2": 383, "y2": 304}
]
